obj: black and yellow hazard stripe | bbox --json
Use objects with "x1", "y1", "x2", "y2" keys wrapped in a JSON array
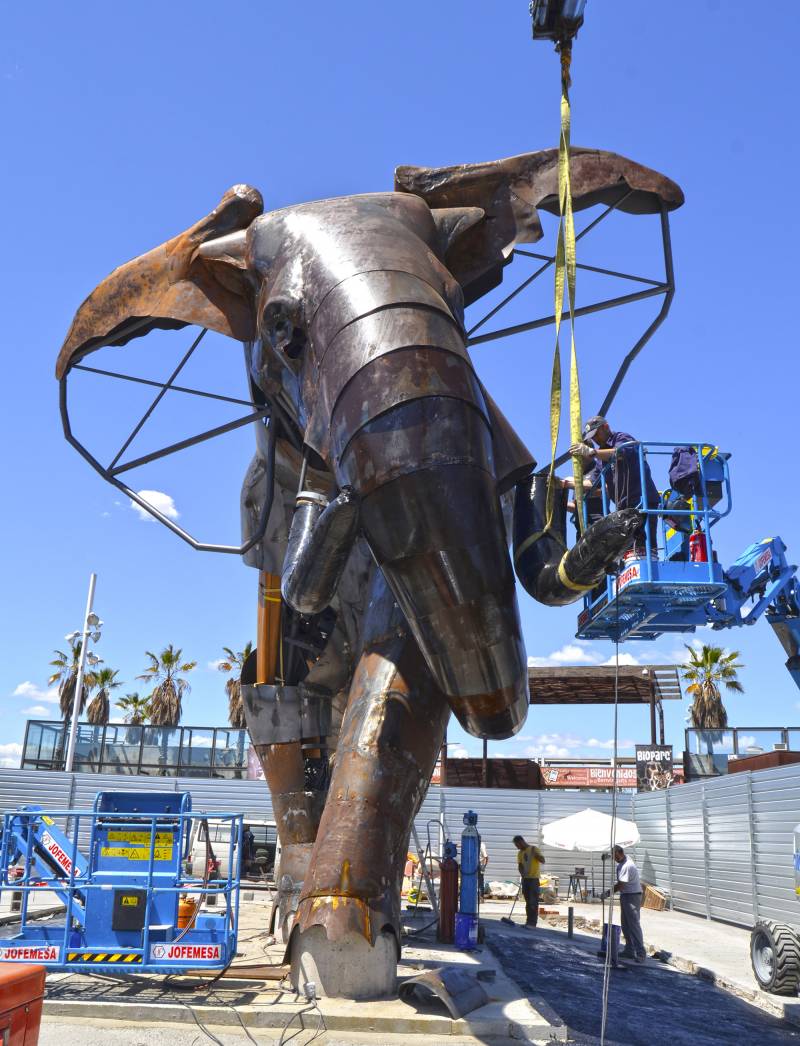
[{"x1": 67, "y1": 951, "x2": 142, "y2": 963}]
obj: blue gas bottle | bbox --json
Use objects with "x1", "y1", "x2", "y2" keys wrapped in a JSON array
[{"x1": 459, "y1": 810, "x2": 480, "y2": 917}]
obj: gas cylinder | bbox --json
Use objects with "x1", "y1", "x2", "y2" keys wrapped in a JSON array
[
  {"x1": 689, "y1": 527, "x2": 708, "y2": 563},
  {"x1": 177, "y1": 895, "x2": 199, "y2": 929},
  {"x1": 459, "y1": 811, "x2": 480, "y2": 917},
  {"x1": 437, "y1": 841, "x2": 459, "y2": 943}
]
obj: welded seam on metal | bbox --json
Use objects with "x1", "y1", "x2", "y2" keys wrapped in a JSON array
[{"x1": 466, "y1": 187, "x2": 634, "y2": 339}]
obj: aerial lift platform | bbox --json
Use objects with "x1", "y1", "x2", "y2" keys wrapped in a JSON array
[
  {"x1": 575, "y1": 441, "x2": 800, "y2": 692},
  {"x1": 0, "y1": 790, "x2": 242, "y2": 975}
]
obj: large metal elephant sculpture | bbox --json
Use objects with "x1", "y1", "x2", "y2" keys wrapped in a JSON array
[{"x1": 56, "y1": 147, "x2": 682, "y2": 997}]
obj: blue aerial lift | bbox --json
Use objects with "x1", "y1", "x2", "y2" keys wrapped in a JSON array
[
  {"x1": 0, "y1": 791, "x2": 242, "y2": 975},
  {"x1": 574, "y1": 441, "x2": 800, "y2": 995},
  {"x1": 575, "y1": 441, "x2": 800, "y2": 690}
]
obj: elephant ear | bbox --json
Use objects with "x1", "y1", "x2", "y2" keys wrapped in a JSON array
[
  {"x1": 395, "y1": 147, "x2": 684, "y2": 305},
  {"x1": 55, "y1": 184, "x2": 263, "y2": 379}
]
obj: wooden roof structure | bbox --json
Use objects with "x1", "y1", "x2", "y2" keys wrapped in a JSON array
[{"x1": 527, "y1": 665, "x2": 682, "y2": 705}]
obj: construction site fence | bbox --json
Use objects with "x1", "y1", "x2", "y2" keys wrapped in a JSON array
[
  {"x1": 632, "y1": 760, "x2": 800, "y2": 928},
  {"x1": 2, "y1": 763, "x2": 798, "y2": 928}
]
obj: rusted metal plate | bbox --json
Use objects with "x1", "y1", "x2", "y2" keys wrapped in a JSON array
[
  {"x1": 56, "y1": 184, "x2": 263, "y2": 377},
  {"x1": 294, "y1": 574, "x2": 448, "y2": 949},
  {"x1": 330, "y1": 348, "x2": 488, "y2": 464},
  {"x1": 243, "y1": 683, "x2": 331, "y2": 746},
  {"x1": 395, "y1": 147, "x2": 684, "y2": 303},
  {"x1": 399, "y1": 966, "x2": 489, "y2": 1019}
]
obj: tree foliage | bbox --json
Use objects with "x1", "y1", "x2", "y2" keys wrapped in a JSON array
[
  {"x1": 681, "y1": 644, "x2": 745, "y2": 729},
  {"x1": 48, "y1": 637, "x2": 102, "y2": 720},
  {"x1": 137, "y1": 645, "x2": 196, "y2": 726},
  {"x1": 86, "y1": 667, "x2": 123, "y2": 725},
  {"x1": 218, "y1": 642, "x2": 253, "y2": 729}
]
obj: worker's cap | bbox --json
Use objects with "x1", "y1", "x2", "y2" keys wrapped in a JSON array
[{"x1": 582, "y1": 415, "x2": 607, "y2": 441}]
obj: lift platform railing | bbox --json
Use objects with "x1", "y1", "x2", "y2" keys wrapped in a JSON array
[
  {"x1": 576, "y1": 441, "x2": 732, "y2": 642},
  {"x1": 0, "y1": 799, "x2": 243, "y2": 974},
  {"x1": 588, "y1": 440, "x2": 732, "y2": 563}
]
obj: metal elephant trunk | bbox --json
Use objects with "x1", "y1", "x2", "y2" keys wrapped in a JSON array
[{"x1": 255, "y1": 196, "x2": 531, "y2": 740}]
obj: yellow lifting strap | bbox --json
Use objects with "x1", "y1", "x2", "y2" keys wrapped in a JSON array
[{"x1": 540, "y1": 42, "x2": 585, "y2": 541}]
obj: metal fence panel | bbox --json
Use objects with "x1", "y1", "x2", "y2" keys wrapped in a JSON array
[
  {"x1": 6, "y1": 762, "x2": 798, "y2": 932},
  {"x1": 632, "y1": 789, "x2": 669, "y2": 892},
  {"x1": 750, "y1": 763, "x2": 800, "y2": 926},
  {"x1": 703, "y1": 774, "x2": 754, "y2": 924},
  {"x1": 664, "y1": 781, "x2": 708, "y2": 917},
  {"x1": 412, "y1": 786, "x2": 633, "y2": 894}
]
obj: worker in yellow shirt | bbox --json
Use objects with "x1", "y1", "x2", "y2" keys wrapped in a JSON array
[{"x1": 513, "y1": 835, "x2": 545, "y2": 928}]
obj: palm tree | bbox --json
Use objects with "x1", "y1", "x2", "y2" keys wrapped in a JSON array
[
  {"x1": 48, "y1": 637, "x2": 103, "y2": 720},
  {"x1": 137, "y1": 646, "x2": 197, "y2": 726},
  {"x1": 681, "y1": 644, "x2": 745, "y2": 758},
  {"x1": 116, "y1": 693, "x2": 151, "y2": 725},
  {"x1": 86, "y1": 667, "x2": 123, "y2": 725},
  {"x1": 218, "y1": 642, "x2": 253, "y2": 729},
  {"x1": 138, "y1": 646, "x2": 196, "y2": 775}
]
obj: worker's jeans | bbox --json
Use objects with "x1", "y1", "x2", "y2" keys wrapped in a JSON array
[
  {"x1": 522, "y1": 877, "x2": 540, "y2": 926},
  {"x1": 619, "y1": 891, "x2": 645, "y2": 958}
]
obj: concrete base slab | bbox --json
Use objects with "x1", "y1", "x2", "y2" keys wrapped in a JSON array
[
  {"x1": 290, "y1": 925, "x2": 397, "y2": 999},
  {"x1": 39, "y1": 1015, "x2": 538, "y2": 1046},
  {"x1": 34, "y1": 905, "x2": 558, "y2": 1044}
]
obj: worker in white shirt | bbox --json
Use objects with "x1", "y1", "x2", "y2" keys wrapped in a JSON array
[{"x1": 612, "y1": 845, "x2": 646, "y2": 962}]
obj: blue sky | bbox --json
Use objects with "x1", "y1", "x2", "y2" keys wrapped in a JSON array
[{"x1": 1, "y1": 2, "x2": 798, "y2": 768}]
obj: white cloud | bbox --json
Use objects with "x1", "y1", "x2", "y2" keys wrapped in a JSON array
[
  {"x1": 207, "y1": 659, "x2": 227, "y2": 672},
  {"x1": 448, "y1": 744, "x2": 470, "y2": 759},
  {"x1": 528, "y1": 643, "x2": 600, "y2": 668},
  {"x1": 13, "y1": 682, "x2": 59, "y2": 704},
  {"x1": 23, "y1": 705, "x2": 53, "y2": 717},
  {"x1": 599, "y1": 652, "x2": 644, "y2": 667},
  {"x1": 521, "y1": 732, "x2": 635, "y2": 759},
  {"x1": 0, "y1": 742, "x2": 22, "y2": 769},
  {"x1": 130, "y1": 490, "x2": 179, "y2": 522}
]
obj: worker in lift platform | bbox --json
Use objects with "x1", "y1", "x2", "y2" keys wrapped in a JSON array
[{"x1": 565, "y1": 415, "x2": 659, "y2": 558}]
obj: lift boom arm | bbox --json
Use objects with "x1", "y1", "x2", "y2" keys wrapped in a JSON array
[{"x1": 707, "y1": 537, "x2": 800, "y2": 690}]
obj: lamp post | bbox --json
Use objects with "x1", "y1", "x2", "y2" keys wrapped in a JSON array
[{"x1": 64, "y1": 573, "x2": 102, "y2": 773}]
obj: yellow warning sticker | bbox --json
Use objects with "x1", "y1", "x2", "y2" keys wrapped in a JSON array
[
  {"x1": 107, "y1": 831, "x2": 172, "y2": 845},
  {"x1": 121, "y1": 895, "x2": 140, "y2": 906},
  {"x1": 101, "y1": 846, "x2": 173, "y2": 861},
  {"x1": 41, "y1": 815, "x2": 55, "y2": 825}
]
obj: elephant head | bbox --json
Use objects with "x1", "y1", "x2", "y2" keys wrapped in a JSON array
[{"x1": 56, "y1": 148, "x2": 683, "y2": 741}]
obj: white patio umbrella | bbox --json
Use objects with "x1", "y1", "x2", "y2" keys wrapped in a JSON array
[
  {"x1": 542, "y1": 808, "x2": 639, "y2": 905},
  {"x1": 542, "y1": 808, "x2": 640, "y2": 852}
]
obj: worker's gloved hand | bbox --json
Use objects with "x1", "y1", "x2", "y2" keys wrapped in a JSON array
[{"x1": 568, "y1": 442, "x2": 596, "y2": 463}]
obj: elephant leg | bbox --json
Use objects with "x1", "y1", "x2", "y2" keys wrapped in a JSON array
[{"x1": 290, "y1": 572, "x2": 449, "y2": 999}]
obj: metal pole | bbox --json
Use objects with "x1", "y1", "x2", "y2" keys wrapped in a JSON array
[{"x1": 64, "y1": 572, "x2": 96, "y2": 773}]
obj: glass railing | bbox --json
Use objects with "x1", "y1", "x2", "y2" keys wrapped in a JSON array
[{"x1": 20, "y1": 720, "x2": 251, "y2": 777}]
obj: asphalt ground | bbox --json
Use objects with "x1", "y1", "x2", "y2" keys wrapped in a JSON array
[{"x1": 484, "y1": 918, "x2": 800, "y2": 1046}]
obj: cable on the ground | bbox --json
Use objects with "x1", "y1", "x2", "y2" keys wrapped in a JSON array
[{"x1": 277, "y1": 997, "x2": 326, "y2": 1046}]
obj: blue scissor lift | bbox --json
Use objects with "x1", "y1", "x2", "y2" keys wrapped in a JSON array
[
  {"x1": 576, "y1": 441, "x2": 732, "y2": 642},
  {"x1": 0, "y1": 791, "x2": 242, "y2": 974}
]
